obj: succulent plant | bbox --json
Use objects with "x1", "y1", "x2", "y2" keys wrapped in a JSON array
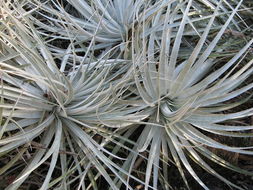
[
  {"x1": 0, "y1": 11, "x2": 145, "y2": 189},
  {"x1": 1, "y1": 0, "x2": 253, "y2": 190},
  {"x1": 12, "y1": 0, "x2": 247, "y2": 60},
  {"x1": 108, "y1": 0, "x2": 253, "y2": 189}
]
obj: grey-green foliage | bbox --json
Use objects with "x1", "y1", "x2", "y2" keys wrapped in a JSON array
[
  {"x1": 0, "y1": 0, "x2": 253, "y2": 190},
  {"x1": 108, "y1": 1, "x2": 253, "y2": 190},
  {"x1": 16, "y1": 0, "x2": 245, "y2": 57},
  {"x1": 0, "y1": 11, "x2": 138, "y2": 190}
]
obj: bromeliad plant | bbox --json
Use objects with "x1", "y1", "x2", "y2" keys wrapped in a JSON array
[
  {"x1": 109, "y1": 0, "x2": 253, "y2": 190},
  {"x1": 19, "y1": 0, "x2": 159, "y2": 52},
  {"x1": 0, "y1": 11, "x2": 149, "y2": 190},
  {"x1": 12, "y1": 0, "x2": 247, "y2": 60},
  {"x1": 1, "y1": 0, "x2": 253, "y2": 190}
]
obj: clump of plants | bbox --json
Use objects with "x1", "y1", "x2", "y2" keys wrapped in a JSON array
[{"x1": 0, "y1": 0, "x2": 253, "y2": 190}]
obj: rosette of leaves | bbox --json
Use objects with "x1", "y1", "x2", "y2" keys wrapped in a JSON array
[
  {"x1": 109, "y1": 1, "x2": 253, "y2": 189},
  {"x1": 0, "y1": 12, "x2": 148, "y2": 190},
  {"x1": 17, "y1": 0, "x2": 159, "y2": 51},
  {"x1": 9, "y1": 0, "x2": 246, "y2": 61}
]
